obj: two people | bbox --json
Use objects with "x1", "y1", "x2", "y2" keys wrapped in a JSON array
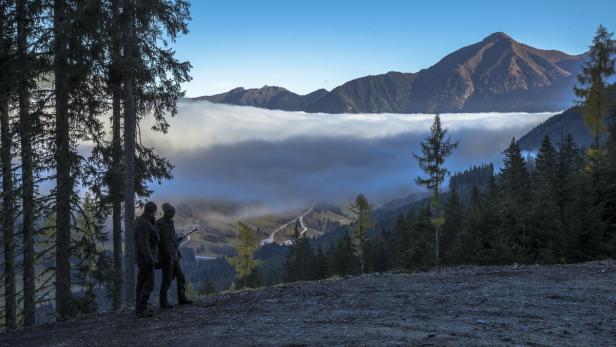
[{"x1": 135, "y1": 201, "x2": 193, "y2": 318}]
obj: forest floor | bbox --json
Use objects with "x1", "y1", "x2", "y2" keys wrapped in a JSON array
[{"x1": 2, "y1": 260, "x2": 616, "y2": 346}]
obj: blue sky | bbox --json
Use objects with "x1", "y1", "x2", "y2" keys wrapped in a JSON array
[{"x1": 176, "y1": 0, "x2": 616, "y2": 97}]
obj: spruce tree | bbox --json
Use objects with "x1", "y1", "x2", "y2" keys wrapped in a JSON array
[
  {"x1": 528, "y1": 135, "x2": 559, "y2": 262},
  {"x1": 350, "y1": 194, "x2": 372, "y2": 273},
  {"x1": 413, "y1": 114, "x2": 458, "y2": 263},
  {"x1": 119, "y1": 0, "x2": 191, "y2": 303},
  {"x1": 198, "y1": 276, "x2": 216, "y2": 296},
  {"x1": 500, "y1": 138, "x2": 531, "y2": 261},
  {"x1": 0, "y1": 0, "x2": 16, "y2": 327},
  {"x1": 15, "y1": 0, "x2": 40, "y2": 326},
  {"x1": 451, "y1": 187, "x2": 482, "y2": 264},
  {"x1": 441, "y1": 187, "x2": 464, "y2": 263}
]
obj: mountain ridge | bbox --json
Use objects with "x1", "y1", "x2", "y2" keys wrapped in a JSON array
[{"x1": 191, "y1": 32, "x2": 587, "y2": 113}]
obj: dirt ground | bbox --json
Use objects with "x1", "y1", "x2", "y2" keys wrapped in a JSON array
[{"x1": 2, "y1": 261, "x2": 616, "y2": 346}]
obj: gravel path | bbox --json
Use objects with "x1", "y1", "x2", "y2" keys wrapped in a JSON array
[{"x1": 2, "y1": 261, "x2": 616, "y2": 346}]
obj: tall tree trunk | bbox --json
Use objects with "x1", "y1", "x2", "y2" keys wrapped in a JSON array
[
  {"x1": 110, "y1": 0, "x2": 123, "y2": 310},
  {"x1": 17, "y1": 0, "x2": 36, "y2": 326},
  {"x1": 1, "y1": 71, "x2": 16, "y2": 331},
  {"x1": 54, "y1": 0, "x2": 73, "y2": 318},
  {"x1": 123, "y1": 0, "x2": 137, "y2": 305}
]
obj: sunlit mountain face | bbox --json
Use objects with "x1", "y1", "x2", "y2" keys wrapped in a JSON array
[{"x1": 144, "y1": 100, "x2": 555, "y2": 213}]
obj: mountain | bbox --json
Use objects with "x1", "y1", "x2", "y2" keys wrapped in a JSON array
[
  {"x1": 191, "y1": 86, "x2": 328, "y2": 111},
  {"x1": 193, "y1": 32, "x2": 586, "y2": 113},
  {"x1": 518, "y1": 83, "x2": 616, "y2": 151}
]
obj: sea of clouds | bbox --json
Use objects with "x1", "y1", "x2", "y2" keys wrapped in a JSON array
[{"x1": 143, "y1": 101, "x2": 555, "y2": 213}]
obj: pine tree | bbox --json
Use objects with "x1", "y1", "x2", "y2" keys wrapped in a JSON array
[
  {"x1": 15, "y1": 0, "x2": 39, "y2": 326},
  {"x1": 121, "y1": 0, "x2": 138, "y2": 305},
  {"x1": 108, "y1": 0, "x2": 124, "y2": 311},
  {"x1": 574, "y1": 25, "x2": 615, "y2": 173},
  {"x1": 366, "y1": 232, "x2": 392, "y2": 273},
  {"x1": 604, "y1": 108, "x2": 616, "y2": 256},
  {"x1": 558, "y1": 135, "x2": 606, "y2": 261},
  {"x1": 528, "y1": 135, "x2": 559, "y2": 262},
  {"x1": 400, "y1": 206, "x2": 433, "y2": 267},
  {"x1": 228, "y1": 223, "x2": 260, "y2": 289},
  {"x1": 314, "y1": 247, "x2": 329, "y2": 279},
  {"x1": 0, "y1": 0, "x2": 16, "y2": 327},
  {"x1": 349, "y1": 194, "x2": 372, "y2": 273},
  {"x1": 500, "y1": 138, "x2": 531, "y2": 261},
  {"x1": 451, "y1": 187, "x2": 482, "y2": 264},
  {"x1": 331, "y1": 233, "x2": 358, "y2": 276},
  {"x1": 52, "y1": 0, "x2": 73, "y2": 317},
  {"x1": 413, "y1": 114, "x2": 458, "y2": 263},
  {"x1": 441, "y1": 187, "x2": 465, "y2": 263},
  {"x1": 283, "y1": 221, "x2": 317, "y2": 283},
  {"x1": 198, "y1": 276, "x2": 216, "y2": 296},
  {"x1": 119, "y1": 0, "x2": 191, "y2": 304}
]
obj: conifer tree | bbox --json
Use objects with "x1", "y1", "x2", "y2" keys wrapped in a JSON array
[
  {"x1": 119, "y1": 0, "x2": 191, "y2": 304},
  {"x1": 574, "y1": 25, "x2": 615, "y2": 173},
  {"x1": 229, "y1": 223, "x2": 260, "y2": 289},
  {"x1": 283, "y1": 220, "x2": 317, "y2": 282},
  {"x1": 441, "y1": 187, "x2": 464, "y2": 262},
  {"x1": 604, "y1": 109, "x2": 616, "y2": 256},
  {"x1": 350, "y1": 194, "x2": 372, "y2": 273},
  {"x1": 528, "y1": 135, "x2": 559, "y2": 262},
  {"x1": 413, "y1": 114, "x2": 458, "y2": 263},
  {"x1": 451, "y1": 187, "x2": 482, "y2": 264},
  {"x1": 500, "y1": 138, "x2": 531, "y2": 261},
  {"x1": 331, "y1": 233, "x2": 358, "y2": 276},
  {"x1": 314, "y1": 247, "x2": 329, "y2": 279},
  {"x1": 15, "y1": 0, "x2": 41, "y2": 326},
  {"x1": 198, "y1": 276, "x2": 216, "y2": 296},
  {"x1": 0, "y1": 0, "x2": 16, "y2": 328}
]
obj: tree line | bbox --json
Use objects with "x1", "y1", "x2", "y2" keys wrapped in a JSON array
[{"x1": 0, "y1": 0, "x2": 190, "y2": 328}]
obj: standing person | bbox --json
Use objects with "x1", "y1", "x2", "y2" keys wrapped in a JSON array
[
  {"x1": 157, "y1": 203, "x2": 193, "y2": 308},
  {"x1": 135, "y1": 201, "x2": 159, "y2": 318}
]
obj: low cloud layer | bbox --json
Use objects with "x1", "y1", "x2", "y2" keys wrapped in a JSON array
[{"x1": 144, "y1": 101, "x2": 554, "y2": 212}]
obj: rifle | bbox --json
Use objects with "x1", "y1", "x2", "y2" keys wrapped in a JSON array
[{"x1": 176, "y1": 227, "x2": 199, "y2": 248}]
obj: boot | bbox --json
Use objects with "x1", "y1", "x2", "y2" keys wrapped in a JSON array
[
  {"x1": 160, "y1": 300, "x2": 174, "y2": 309},
  {"x1": 178, "y1": 296, "x2": 193, "y2": 305},
  {"x1": 136, "y1": 309, "x2": 154, "y2": 318}
]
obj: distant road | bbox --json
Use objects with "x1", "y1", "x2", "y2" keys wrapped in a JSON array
[{"x1": 261, "y1": 205, "x2": 314, "y2": 245}]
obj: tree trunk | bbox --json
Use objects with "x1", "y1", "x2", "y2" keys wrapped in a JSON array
[
  {"x1": 1, "y1": 70, "x2": 16, "y2": 330},
  {"x1": 435, "y1": 224, "x2": 440, "y2": 264},
  {"x1": 110, "y1": 0, "x2": 123, "y2": 310},
  {"x1": 123, "y1": 0, "x2": 137, "y2": 305},
  {"x1": 17, "y1": 0, "x2": 36, "y2": 326},
  {"x1": 54, "y1": 0, "x2": 73, "y2": 318}
]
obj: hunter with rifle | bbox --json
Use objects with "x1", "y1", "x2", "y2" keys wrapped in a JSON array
[{"x1": 156, "y1": 203, "x2": 194, "y2": 308}]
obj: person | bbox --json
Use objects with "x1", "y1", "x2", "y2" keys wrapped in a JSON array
[
  {"x1": 135, "y1": 201, "x2": 160, "y2": 318},
  {"x1": 157, "y1": 203, "x2": 193, "y2": 308}
]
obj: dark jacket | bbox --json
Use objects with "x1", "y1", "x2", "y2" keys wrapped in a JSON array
[
  {"x1": 135, "y1": 214, "x2": 159, "y2": 265},
  {"x1": 156, "y1": 216, "x2": 178, "y2": 260}
]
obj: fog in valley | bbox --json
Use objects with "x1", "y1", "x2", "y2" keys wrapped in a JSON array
[{"x1": 142, "y1": 101, "x2": 555, "y2": 215}]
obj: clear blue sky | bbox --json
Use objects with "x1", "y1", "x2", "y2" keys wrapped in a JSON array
[{"x1": 176, "y1": 0, "x2": 616, "y2": 97}]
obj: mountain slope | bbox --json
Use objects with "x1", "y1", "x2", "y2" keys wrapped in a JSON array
[{"x1": 194, "y1": 32, "x2": 586, "y2": 113}]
